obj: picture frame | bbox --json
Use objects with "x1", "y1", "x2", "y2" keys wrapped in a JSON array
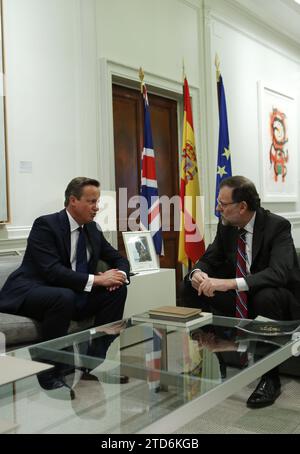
[
  {"x1": 257, "y1": 81, "x2": 298, "y2": 203},
  {"x1": 122, "y1": 231, "x2": 159, "y2": 272},
  {"x1": 0, "y1": 0, "x2": 8, "y2": 223}
]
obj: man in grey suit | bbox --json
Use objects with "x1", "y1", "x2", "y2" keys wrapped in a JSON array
[{"x1": 183, "y1": 175, "x2": 300, "y2": 408}]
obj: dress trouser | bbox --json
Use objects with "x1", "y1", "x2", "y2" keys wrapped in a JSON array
[
  {"x1": 20, "y1": 285, "x2": 127, "y2": 340},
  {"x1": 182, "y1": 282, "x2": 298, "y2": 381},
  {"x1": 20, "y1": 285, "x2": 127, "y2": 378},
  {"x1": 182, "y1": 280, "x2": 296, "y2": 320}
]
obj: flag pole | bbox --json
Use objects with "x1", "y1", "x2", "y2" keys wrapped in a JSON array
[
  {"x1": 139, "y1": 67, "x2": 163, "y2": 256},
  {"x1": 139, "y1": 67, "x2": 144, "y2": 93},
  {"x1": 182, "y1": 59, "x2": 186, "y2": 83},
  {"x1": 215, "y1": 53, "x2": 221, "y2": 82}
]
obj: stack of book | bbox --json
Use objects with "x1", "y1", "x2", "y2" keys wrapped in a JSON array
[
  {"x1": 148, "y1": 306, "x2": 202, "y2": 322},
  {"x1": 131, "y1": 306, "x2": 213, "y2": 328}
]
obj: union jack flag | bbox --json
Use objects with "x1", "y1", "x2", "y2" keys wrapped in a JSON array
[
  {"x1": 145, "y1": 327, "x2": 163, "y2": 391},
  {"x1": 140, "y1": 82, "x2": 163, "y2": 255}
]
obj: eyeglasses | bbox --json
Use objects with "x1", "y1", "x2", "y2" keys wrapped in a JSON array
[{"x1": 216, "y1": 199, "x2": 239, "y2": 208}]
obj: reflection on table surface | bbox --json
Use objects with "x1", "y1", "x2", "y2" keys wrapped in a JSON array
[{"x1": 0, "y1": 315, "x2": 295, "y2": 434}]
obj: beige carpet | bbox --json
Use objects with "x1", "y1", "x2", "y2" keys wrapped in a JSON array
[{"x1": 174, "y1": 376, "x2": 300, "y2": 434}]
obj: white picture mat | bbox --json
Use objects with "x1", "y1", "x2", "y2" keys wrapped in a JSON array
[
  {"x1": 258, "y1": 81, "x2": 298, "y2": 202},
  {"x1": 0, "y1": 355, "x2": 53, "y2": 386},
  {"x1": 122, "y1": 231, "x2": 159, "y2": 272}
]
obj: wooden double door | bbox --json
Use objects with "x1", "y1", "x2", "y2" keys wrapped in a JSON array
[{"x1": 112, "y1": 84, "x2": 182, "y2": 288}]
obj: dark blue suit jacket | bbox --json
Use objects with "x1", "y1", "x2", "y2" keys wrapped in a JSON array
[
  {"x1": 192, "y1": 207, "x2": 300, "y2": 291},
  {"x1": 0, "y1": 210, "x2": 129, "y2": 314}
]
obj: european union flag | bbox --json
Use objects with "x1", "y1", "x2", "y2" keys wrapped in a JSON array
[{"x1": 215, "y1": 73, "x2": 232, "y2": 217}]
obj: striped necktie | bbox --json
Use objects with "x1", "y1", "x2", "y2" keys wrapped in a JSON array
[{"x1": 235, "y1": 228, "x2": 248, "y2": 318}]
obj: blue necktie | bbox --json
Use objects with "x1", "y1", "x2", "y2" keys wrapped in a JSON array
[
  {"x1": 76, "y1": 227, "x2": 88, "y2": 310},
  {"x1": 76, "y1": 227, "x2": 88, "y2": 274}
]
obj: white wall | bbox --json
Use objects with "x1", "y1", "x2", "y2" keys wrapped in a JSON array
[
  {"x1": 1, "y1": 0, "x2": 300, "y2": 251},
  {"x1": 203, "y1": 0, "x2": 300, "y2": 244},
  {"x1": 96, "y1": 0, "x2": 200, "y2": 86},
  {"x1": 0, "y1": 0, "x2": 100, "y2": 248}
]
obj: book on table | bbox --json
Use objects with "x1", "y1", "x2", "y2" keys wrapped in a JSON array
[
  {"x1": 148, "y1": 306, "x2": 202, "y2": 322},
  {"x1": 131, "y1": 308, "x2": 213, "y2": 328}
]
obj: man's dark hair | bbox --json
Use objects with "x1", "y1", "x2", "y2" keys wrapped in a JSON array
[
  {"x1": 220, "y1": 176, "x2": 261, "y2": 211},
  {"x1": 64, "y1": 177, "x2": 100, "y2": 207}
]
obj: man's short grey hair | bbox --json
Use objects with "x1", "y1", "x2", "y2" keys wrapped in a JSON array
[{"x1": 64, "y1": 177, "x2": 100, "y2": 207}]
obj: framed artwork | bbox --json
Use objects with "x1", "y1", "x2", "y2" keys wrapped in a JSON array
[
  {"x1": 0, "y1": 0, "x2": 8, "y2": 223},
  {"x1": 122, "y1": 231, "x2": 159, "y2": 273},
  {"x1": 258, "y1": 81, "x2": 298, "y2": 202}
]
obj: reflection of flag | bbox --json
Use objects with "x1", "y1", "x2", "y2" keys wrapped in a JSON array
[
  {"x1": 178, "y1": 77, "x2": 205, "y2": 266},
  {"x1": 215, "y1": 70, "x2": 232, "y2": 217},
  {"x1": 140, "y1": 82, "x2": 163, "y2": 255},
  {"x1": 181, "y1": 332, "x2": 202, "y2": 400},
  {"x1": 145, "y1": 328, "x2": 163, "y2": 391}
]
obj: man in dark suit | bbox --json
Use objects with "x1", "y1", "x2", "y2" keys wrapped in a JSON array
[
  {"x1": 183, "y1": 175, "x2": 300, "y2": 408},
  {"x1": 0, "y1": 177, "x2": 130, "y2": 389}
]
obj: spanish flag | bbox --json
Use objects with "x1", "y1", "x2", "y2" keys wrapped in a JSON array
[{"x1": 178, "y1": 77, "x2": 205, "y2": 267}]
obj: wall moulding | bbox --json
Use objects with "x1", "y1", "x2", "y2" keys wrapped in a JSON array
[
  {"x1": 0, "y1": 225, "x2": 30, "y2": 240},
  {"x1": 97, "y1": 57, "x2": 202, "y2": 187},
  {"x1": 0, "y1": 0, "x2": 9, "y2": 224},
  {"x1": 178, "y1": 0, "x2": 202, "y2": 11},
  {"x1": 208, "y1": 212, "x2": 300, "y2": 227},
  {"x1": 204, "y1": 0, "x2": 300, "y2": 64},
  {"x1": 97, "y1": 58, "x2": 203, "y2": 246}
]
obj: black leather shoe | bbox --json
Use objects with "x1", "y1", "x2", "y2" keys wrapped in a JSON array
[
  {"x1": 80, "y1": 368, "x2": 129, "y2": 384},
  {"x1": 38, "y1": 376, "x2": 66, "y2": 391},
  {"x1": 98, "y1": 371, "x2": 129, "y2": 384},
  {"x1": 247, "y1": 376, "x2": 281, "y2": 409},
  {"x1": 81, "y1": 371, "x2": 99, "y2": 381},
  {"x1": 37, "y1": 373, "x2": 76, "y2": 400}
]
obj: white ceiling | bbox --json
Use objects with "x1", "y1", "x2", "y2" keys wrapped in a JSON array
[{"x1": 233, "y1": 0, "x2": 300, "y2": 45}]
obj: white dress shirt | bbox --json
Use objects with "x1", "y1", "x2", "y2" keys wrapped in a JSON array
[
  {"x1": 66, "y1": 211, "x2": 128, "y2": 290},
  {"x1": 235, "y1": 212, "x2": 256, "y2": 292},
  {"x1": 190, "y1": 212, "x2": 256, "y2": 292},
  {"x1": 66, "y1": 210, "x2": 94, "y2": 292}
]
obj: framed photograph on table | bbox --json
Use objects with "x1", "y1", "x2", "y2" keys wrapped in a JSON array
[
  {"x1": 122, "y1": 231, "x2": 159, "y2": 272},
  {"x1": 257, "y1": 81, "x2": 298, "y2": 202}
]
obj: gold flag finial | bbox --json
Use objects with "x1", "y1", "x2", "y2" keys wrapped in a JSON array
[
  {"x1": 139, "y1": 67, "x2": 144, "y2": 93},
  {"x1": 215, "y1": 53, "x2": 221, "y2": 82}
]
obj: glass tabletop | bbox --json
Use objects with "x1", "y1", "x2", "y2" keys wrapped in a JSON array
[{"x1": 0, "y1": 315, "x2": 297, "y2": 434}]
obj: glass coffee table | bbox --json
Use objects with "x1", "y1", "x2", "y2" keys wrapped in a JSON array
[{"x1": 0, "y1": 314, "x2": 298, "y2": 434}]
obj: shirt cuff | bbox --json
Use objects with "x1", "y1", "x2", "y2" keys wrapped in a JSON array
[
  {"x1": 84, "y1": 274, "x2": 94, "y2": 292},
  {"x1": 189, "y1": 268, "x2": 201, "y2": 281},
  {"x1": 119, "y1": 270, "x2": 129, "y2": 284},
  {"x1": 235, "y1": 278, "x2": 249, "y2": 291},
  {"x1": 237, "y1": 341, "x2": 248, "y2": 352}
]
